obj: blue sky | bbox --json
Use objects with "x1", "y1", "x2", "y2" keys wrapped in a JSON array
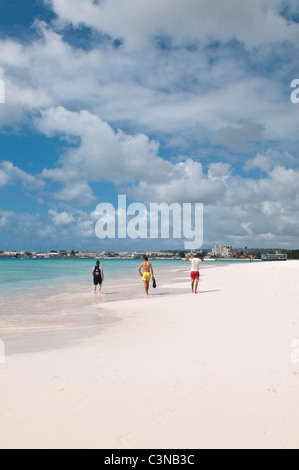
[{"x1": 1, "y1": 0, "x2": 299, "y2": 251}]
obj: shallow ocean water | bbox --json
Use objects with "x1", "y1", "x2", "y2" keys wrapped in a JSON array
[{"x1": 0, "y1": 258, "x2": 255, "y2": 344}]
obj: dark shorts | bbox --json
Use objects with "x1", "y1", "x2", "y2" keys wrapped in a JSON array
[{"x1": 94, "y1": 276, "x2": 102, "y2": 286}]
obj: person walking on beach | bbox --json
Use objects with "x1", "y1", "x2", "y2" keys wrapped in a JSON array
[
  {"x1": 185, "y1": 253, "x2": 204, "y2": 294},
  {"x1": 139, "y1": 255, "x2": 154, "y2": 296},
  {"x1": 92, "y1": 260, "x2": 104, "y2": 294}
]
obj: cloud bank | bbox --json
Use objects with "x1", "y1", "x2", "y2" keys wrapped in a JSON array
[{"x1": 0, "y1": 0, "x2": 299, "y2": 249}]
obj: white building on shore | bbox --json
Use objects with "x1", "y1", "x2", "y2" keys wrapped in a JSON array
[{"x1": 211, "y1": 244, "x2": 232, "y2": 258}]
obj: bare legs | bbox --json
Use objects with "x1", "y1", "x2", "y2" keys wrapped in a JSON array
[
  {"x1": 191, "y1": 278, "x2": 199, "y2": 294},
  {"x1": 143, "y1": 280, "x2": 150, "y2": 296},
  {"x1": 93, "y1": 284, "x2": 102, "y2": 294}
]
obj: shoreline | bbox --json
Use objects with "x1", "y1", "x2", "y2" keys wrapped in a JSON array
[
  {"x1": 1, "y1": 263, "x2": 193, "y2": 355},
  {"x1": 0, "y1": 259, "x2": 292, "y2": 356},
  {"x1": 1, "y1": 261, "x2": 299, "y2": 448}
]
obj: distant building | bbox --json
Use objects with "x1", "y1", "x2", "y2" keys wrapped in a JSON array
[
  {"x1": 146, "y1": 251, "x2": 174, "y2": 258},
  {"x1": 77, "y1": 252, "x2": 98, "y2": 258},
  {"x1": 211, "y1": 244, "x2": 232, "y2": 258}
]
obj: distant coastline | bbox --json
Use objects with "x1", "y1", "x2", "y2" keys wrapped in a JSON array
[{"x1": 0, "y1": 248, "x2": 298, "y2": 260}]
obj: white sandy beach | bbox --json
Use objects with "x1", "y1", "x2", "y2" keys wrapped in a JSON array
[{"x1": 1, "y1": 261, "x2": 299, "y2": 449}]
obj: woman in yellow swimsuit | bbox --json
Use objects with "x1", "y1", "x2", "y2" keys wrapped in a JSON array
[{"x1": 139, "y1": 255, "x2": 154, "y2": 296}]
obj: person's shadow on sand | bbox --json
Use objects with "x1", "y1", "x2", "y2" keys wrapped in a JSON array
[{"x1": 198, "y1": 290, "x2": 221, "y2": 294}]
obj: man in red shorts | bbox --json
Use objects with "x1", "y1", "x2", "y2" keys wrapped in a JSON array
[{"x1": 185, "y1": 253, "x2": 204, "y2": 294}]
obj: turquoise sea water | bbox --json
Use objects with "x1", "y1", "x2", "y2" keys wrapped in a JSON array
[
  {"x1": 0, "y1": 257, "x2": 256, "y2": 296},
  {"x1": 0, "y1": 257, "x2": 258, "y2": 342},
  {"x1": 0, "y1": 258, "x2": 190, "y2": 338},
  {"x1": 0, "y1": 258, "x2": 185, "y2": 296}
]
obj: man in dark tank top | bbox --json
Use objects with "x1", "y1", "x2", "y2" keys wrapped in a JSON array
[{"x1": 92, "y1": 260, "x2": 104, "y2": 294}]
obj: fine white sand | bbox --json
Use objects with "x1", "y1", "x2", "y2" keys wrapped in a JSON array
[{"x1": 1, "y1": 261, "x2": 299, "y2": 449}]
